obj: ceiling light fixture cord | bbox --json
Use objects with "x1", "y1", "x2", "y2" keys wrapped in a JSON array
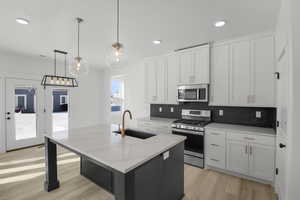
[
  {"x1": 77, "y1": 18, "x2": 80, "y2": 57},
  {"x1": 64, "y1": 54, "x2": 67, "y2": 76},
  {"x1": 117, "y1": 0, "x2": 120, "y2": 43},
  {"x1": 54, "y1": 51, "x2": 57, "y2": 75}
]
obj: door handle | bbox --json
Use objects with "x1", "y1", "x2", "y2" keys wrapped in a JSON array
[{"x1": 279, "y1": 143, "x2": 286, "y2": 148}]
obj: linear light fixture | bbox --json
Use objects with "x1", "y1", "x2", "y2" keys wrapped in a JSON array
[{"x1": 41, "y1": 50, "x2": 78, "y2": 88}]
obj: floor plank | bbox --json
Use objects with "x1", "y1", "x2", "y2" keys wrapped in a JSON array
[{"x1": 0, "y1": 146, "x2": 276, "y2": 200}]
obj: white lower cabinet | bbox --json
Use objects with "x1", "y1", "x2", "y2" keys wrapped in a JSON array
[
  {"x1": 226, "y1": 140, "x2": 249, "y2": 175},
  {"x1": 206, "y1": 127, "x2": 275, "y2": 182},
  {"x1": 248, "y1": 143, "x2": 275, "y2": 181}
]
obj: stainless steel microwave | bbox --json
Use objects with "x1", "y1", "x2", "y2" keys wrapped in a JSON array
[{"x1": 177, "y1": 84, "x2": 209, "y2": 102}]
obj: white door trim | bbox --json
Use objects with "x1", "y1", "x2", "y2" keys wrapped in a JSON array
[{"x1": 0, "y1": 76, "x2": 5, "y2": 152}]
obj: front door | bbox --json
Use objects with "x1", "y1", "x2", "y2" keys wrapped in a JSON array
[
  {"x1": 5, "y1": 78, "x2": 45, "y2": 150},
  {"x1": 275, "y1": 46, "x2": 289, "y2": 199}
]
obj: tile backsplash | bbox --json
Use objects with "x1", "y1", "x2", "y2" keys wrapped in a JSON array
[{"x1": 150, "y1": 103, "x2": 276, "y2": 128}]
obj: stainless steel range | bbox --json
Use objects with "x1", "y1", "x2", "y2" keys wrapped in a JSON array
[{"x1": 171, "y1": 109, "x2": 211, "y2": 168}]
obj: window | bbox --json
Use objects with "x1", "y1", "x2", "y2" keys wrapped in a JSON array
[
  {"x1": 60, "y1": 95, "x2": 68, "y2": 105},
  {"x1": 111, "y1": 78, "x2": 125, "y2": 112},
  {"x1": 15, "y1": 94, "x2": 27, "y2": 110}
]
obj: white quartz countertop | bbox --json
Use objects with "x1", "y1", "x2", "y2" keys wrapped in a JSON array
[
  {"x1": 45, "y1": 124, "x2": 185, "y2": 174},
  {"x1": 205, "y1": 123, "x2": 276, "y2": 136},
  {"x1": 137, "y1": 117, "x2": 176, "y2": 124}
]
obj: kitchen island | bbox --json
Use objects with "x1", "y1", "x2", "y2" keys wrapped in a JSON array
[{"x1": 44, "y1": 125, "x2": 186, "y2": 200}]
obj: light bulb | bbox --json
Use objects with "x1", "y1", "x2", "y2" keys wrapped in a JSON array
[
  {"x1": 56, "y1": 78, "x2": 60, "y2": 85},
  {"x1": 62, "y1": 79, "x2": 65, "y2": 85},
  {"x1": 106, "y1": 42, "x2": 125, "y2": 66},
  {"x1": 70, "y1": 56, "x2": 88, "y2": 76},
  {"x1": 50, "y1": 78, "x2": 54, "y2": 84}
]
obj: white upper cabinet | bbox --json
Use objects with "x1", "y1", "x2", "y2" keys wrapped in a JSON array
[
  {"x1": 144, "y1": 57, "x2": 165, "y2": 104},
  {"x1": 178, "y1": 45, "x2": 210, "y2": 85},
  {"x1": 210, "y1": 44, "x2": 230, "y2": 105},
  {"x1": 194, "y1": 45, "x2": 210, "y2": 84},
  {"x1": 250, "y1": 36, "x2": 275, "y2": 107},
  {"x1": 230, "y1": 40, "x2": 252, "y2": 106},
  {"x1": 165, "y1": 53, "x2": 180, "y2": 104},
  {"x1": 210, "y1": 33, "x2": 276, "y2": 107},
  {"x1": 178, "y1": 50, "x2": 194, "y2": 84}
]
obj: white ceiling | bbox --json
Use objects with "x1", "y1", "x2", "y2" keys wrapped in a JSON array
[{"x1": 0, "y1": 0, "x2": 280, "y2": 67}]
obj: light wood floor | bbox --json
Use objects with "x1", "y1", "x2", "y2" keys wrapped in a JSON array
[{"x1": 0, "y1": 146, "x2": 277, "y2": 200}]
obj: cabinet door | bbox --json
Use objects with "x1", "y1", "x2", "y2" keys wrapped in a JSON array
[
  {"x1": 226, "y1": 140, "x2": 249, "y2": 175},
  {"x1": 210, "y1": 44, "x2": 230, "y2": 105},
  {"x1": 251, "y1": 36, "x2": 275, "y2": 107},
  {"x1": 194, "y1": 45, "x2": 210, "y2": 84},
  {"x1": 145, "y1": 58, "x2": 165, "y2": 104},
  {"x1": 249, "y1": 143, "x2": 275, "y2": 181},
  {"x1": 166, "y1": 54, "x2": 180, "y2": 104},
  {"x1": 178, "y1": 50, "x2": 193, "y2": 84},
  {"x1": 156, "y1": 58, "x2": 165, "y2": 103},
  {"x1": 145, "y1": 59, "x2": 157, "y2": 103},
  {"x1": 230, "y1": 40, "x2": 251, "y2": 106}
]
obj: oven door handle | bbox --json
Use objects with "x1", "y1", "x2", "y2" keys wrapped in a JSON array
[{"x1": 172, "y1": 128, "x2": 204, "y2": 136}]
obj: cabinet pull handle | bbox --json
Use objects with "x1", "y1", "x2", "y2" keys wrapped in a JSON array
[
  {"x1": 244, "y1": 137, "x2": 255, "y2": 140},
  {"x1": 211, "y1": 144, "x2": 220, "y2": 147},
  {"x1": 210, "y1": 132, "x2": 220, "y2": 136},
  {"x1": 250, "y1": 146, "x2": 253, "y2": 155},
  {"x1": 245, "y1": 145, "x2": 248, "y2": 154},
  {"x1": 211, "y1": 159, "x2": 219, "y2": 162}
]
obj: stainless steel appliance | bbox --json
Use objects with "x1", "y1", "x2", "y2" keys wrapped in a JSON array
[
  {"x1": 177, "y1": 84, "x2": 208, "y2": 102},
  {"x1": 171, "y1": 109, "x2": 211, "y2": 168}
]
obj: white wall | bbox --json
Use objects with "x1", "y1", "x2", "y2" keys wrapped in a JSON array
[
  {"x1": 0, "y1": 50, "x2": 110, "y2": 152},
  {"x1": 110, "y1": 61, "x2": 149, "y2": 125}
]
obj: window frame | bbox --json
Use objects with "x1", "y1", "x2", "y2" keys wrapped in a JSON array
[
  {"x1": 15, "y1": 94, "x2": 27, "y2": 109},
  {"x1": 59, "y1": 95, "x2": 68, "y2": 105}
]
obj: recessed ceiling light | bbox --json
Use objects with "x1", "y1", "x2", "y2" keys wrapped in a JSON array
[
  {"x1": 214, "y1": 20, "x2": 226, "y2": 28},
  {"x1": 16, "y1": 18, "x2": 30, "y2": 25},
  {"x1": 153, "y1": 40, "x2": 162, "y2": 45}
]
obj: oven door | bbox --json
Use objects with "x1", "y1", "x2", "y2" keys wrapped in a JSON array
[{"x1": 172, "y1": 129, "x2": 204, "y2": 158}]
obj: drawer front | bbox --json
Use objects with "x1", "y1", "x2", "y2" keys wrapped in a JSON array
[
  {"x1": 206, "y1": 129, "x2": 226, "y2": 147},
  {"x1": 227, "y1": 132, "x2": 275, "y2": 146},
  {"x1": 206, "y1": 145, "x2": 226, "y2": 169},
  {"x1": 137, "y1": 121, "x2": 171, "y2": 134}
]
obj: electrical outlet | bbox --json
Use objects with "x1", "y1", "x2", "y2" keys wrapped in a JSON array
[
  {"x1": 159, "y1": 107, "x2": 162, "y2": 112},
  {"x1": 256, "y1": 111, "x2": 262, "y2": 118},
  {"x1": 219, "y1": 110, "x2": 224, "y2": 116},
  {"x1": 170, "y1": 107, "x2": 174, "y2": 112}
]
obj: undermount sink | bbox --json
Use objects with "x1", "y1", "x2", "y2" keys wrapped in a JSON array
[{"x1": 113, "y1": 129, "x2": 155, "y2": 139}]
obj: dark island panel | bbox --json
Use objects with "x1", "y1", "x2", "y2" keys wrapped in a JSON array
[{"x1": 80, "y1": 142, "x2": 184, "y2": 200}]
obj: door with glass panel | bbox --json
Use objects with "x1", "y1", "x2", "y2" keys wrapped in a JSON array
[{"x1": 5, "y1": 78, "x2": 45, "y2": 150}]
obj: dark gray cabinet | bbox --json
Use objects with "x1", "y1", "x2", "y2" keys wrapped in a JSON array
[{"x1": 80, "y1": 142, "x2": 184, "y2": 200}]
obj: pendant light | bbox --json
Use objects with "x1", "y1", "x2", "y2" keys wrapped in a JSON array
[
  {"x1": 70, "y1": 18, "x2": 88, "y2": 76},
  {"x1": 41, "y1": 50, "x2": 78, "y2": 87},
  {"x1": 106, "y1": 0, "x2": 125, "y2": 66}
]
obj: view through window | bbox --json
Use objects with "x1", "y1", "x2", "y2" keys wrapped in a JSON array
[
  {"x1": 111, "y1": 79, "x2": 124, "y2": 112},
  {"x1": 52, "y1": 89, "x2": 69, "y2": 132}
]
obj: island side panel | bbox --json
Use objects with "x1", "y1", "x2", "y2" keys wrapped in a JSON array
[
  {"x1": 133, "y1": 141, "x2": 184, "y2": 200},
  {"x1": 81, "y1": 156, "x2": 114, "y2": 193},
  {"x1": 44, "y1": 137, "x2": 60, "y2": 192}
]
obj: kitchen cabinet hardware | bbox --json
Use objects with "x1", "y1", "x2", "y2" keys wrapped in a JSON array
[{"x1": 279, "y1": 143, "x2": 286, "y2": 148}]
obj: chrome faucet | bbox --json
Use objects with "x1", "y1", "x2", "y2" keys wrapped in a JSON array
[{"x1": 121, "y1": 110, "x2": 133, "y2": 137}]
